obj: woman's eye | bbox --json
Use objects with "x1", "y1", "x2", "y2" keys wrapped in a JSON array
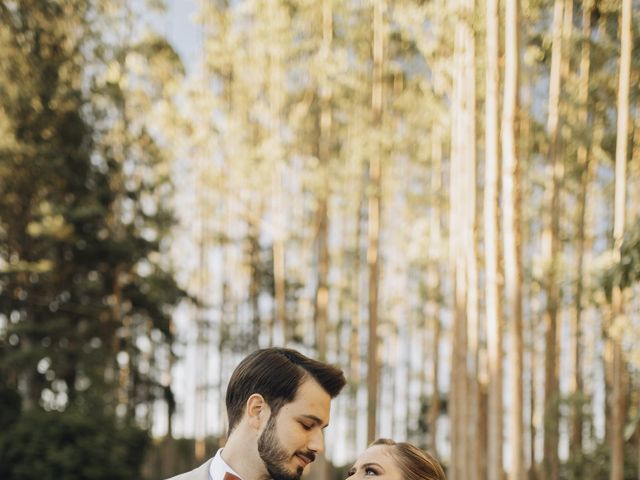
[
  {"x1": 299, "y1": 422, "x2": 312, "y2": 431},
  {"x1": 364, "y1": 467, "x2": 379, "y2": 476}
]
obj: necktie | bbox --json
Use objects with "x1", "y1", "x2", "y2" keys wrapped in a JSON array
[{"x1": 223, "y1": 473, "x2": 241, "y2": 480}]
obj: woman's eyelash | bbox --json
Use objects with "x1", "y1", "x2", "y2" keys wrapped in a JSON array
[{"x1": 346, "y1": 466, "x2": 379, "y2": 476}]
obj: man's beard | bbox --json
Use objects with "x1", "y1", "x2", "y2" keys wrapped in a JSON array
[{"x1": 257, "y1": 415, "x2": 312, "y2": 480}]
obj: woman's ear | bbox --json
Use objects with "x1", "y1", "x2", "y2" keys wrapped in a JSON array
[{"x1": 245, "y1": 394, "x2": 271, "y2": 431}]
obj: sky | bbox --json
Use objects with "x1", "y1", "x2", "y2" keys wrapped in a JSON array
[
  {"x1": 165, "y1": 0, "x2": 200, "y2": 73},
  {"x1": 141, "y1": 0, "x2": 200, "y2": 74}
]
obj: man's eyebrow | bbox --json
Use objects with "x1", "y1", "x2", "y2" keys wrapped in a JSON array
[{"x1": 299, "y1": 414, "x2": 328, "y2": 427}]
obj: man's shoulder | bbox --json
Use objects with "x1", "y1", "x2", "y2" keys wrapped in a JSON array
[{"x1": 165, "y1": 459, "x2": 212, "y2": 480}]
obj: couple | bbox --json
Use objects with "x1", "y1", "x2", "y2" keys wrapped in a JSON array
[{"x1": 168, "y1": 347, "x2": 445, "y2": 480}]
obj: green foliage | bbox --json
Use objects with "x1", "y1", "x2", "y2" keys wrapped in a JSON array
[
  {"x1": 0, "y1": 0, "x2": 184, "y2": 421},
  {"x1": 604, "y1": 218, "x2": 640, "y2": 292},
  {"x1": 560, "y1": 442, "x2": 638, "y2": 480},
  {"x1": 0, "y1": 409, "x2": 149, "y2": 480},
  {"x1": 0, "y1": 379, "x2": 21, "y2": 431}
]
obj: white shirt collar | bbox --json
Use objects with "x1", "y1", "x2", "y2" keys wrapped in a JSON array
[{"x1": 209, "y1": 449, "x2": 243, "y2": 480}]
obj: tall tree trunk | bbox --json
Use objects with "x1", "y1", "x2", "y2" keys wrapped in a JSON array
[
  {"x1": 366, "y1": 155, "x2": 381, "y2": 445},
  {"x1": 449, "y1": 0, "x2": 471, "y2": 474},
  {"x1": 248, "y1": 204, "x2": 262, "y2": 349},
  {"x1": 543, "y1": 0, "x2": 565, "y2": 476},
  {"x1": 528, "y1": 305, "x2": 539, "y2": 480},
  {"x1": 194, "y1": 94, "x2": 211, "y2": 460},
  {"x1": 631, "y1": 112, "x2": 640, "y2": 224},
  {"x1": 348, "y1": 158, "x2": 364, "y2": 454},
  {"x1": 503, "y1": 1, "x2": 523, "y2": 479},
  {"x1": 268, "y1": 0, "x2": 288, "y2": 345},
  {"x1": 367, "y1": 0, "x2": 384, "y2": 445},
  {"x1": 345, "y1": 116, "x2": 365, "y2": 452},
  {"x1": 520, "y1": 75, "x2": 537, "y2": 480},
  {"x1": 485, "y1": 0, "x2": 503, "y2": 475},
  {"x1": 427, "y1": 298, "x2": 441, "y2": 454},
  {"x1": 272, "y1": 177, "x2": 287, "y2": 345},
  {"x1": 389, "y1": 315, "x2": 400, "y2": 439},
  {"x1": 610, "y1": 1, "x2": 631, "y2": 478},
  {"x1": 463, "y1": 0, "x2": 480, "y2": 472},
  {"x1": 314, "y1": 0, "x2": 333, "y2": 362},
  {"x1": 426, "y1": 124, "x2": 444, "y2": 457},
  {"x1": 403, "y1": 312, "x2": 413, "y2": 441},
  {"x1": 570, "y1": 0, "x2": 593, "y2": 460}
]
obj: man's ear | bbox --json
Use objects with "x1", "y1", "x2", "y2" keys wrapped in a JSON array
[{"x1": 245, "y1": 394, "x2": 271, "y2": 431}]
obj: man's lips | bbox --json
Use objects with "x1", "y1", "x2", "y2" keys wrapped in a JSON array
[{"x1": 295, "y1": 452, "x2": 316, "y2": 467}]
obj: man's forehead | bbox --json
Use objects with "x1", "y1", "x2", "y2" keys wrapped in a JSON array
[{"x1": 286, "y1": 378, "x2": 331, "y2": 423}]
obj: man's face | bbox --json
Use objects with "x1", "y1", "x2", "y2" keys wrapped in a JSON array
[{"x1": 257, "y1": 378, "x2": 331, "y2": 480}]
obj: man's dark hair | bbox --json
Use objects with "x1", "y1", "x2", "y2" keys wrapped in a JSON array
[{"x1": 225, "y1": 347, "x2": 346, "y2": 433}]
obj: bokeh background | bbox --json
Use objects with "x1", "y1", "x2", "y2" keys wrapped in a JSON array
[{"x1": 1, "y1": 0, "x2": 639, "y2": 479}]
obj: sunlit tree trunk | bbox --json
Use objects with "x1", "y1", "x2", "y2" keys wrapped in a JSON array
[
  {"x1": 272, "y1": 176, "x2": 287, "y2": 344},
  {"x1": 247, "y1": 205, "x2": 262, "y2": 349},
  {"x1": 367, "y1": 0, "x2": 384, "y2": 445},
  {"x1": 426, "y1": 123, "x2": 444, "y2": 456},
  {"x1": 542, "y1": 0, "x2": 565, "y2": 476},
  {"x1": 502, "y1": 1, "x2": 523, "y2": 478},
  {"x1": 194, "y1": 240, "x2": 208, "y2": 459},
  {"x1": 484, "y1": 0, "x2": 503, "y2": 475},
  {"x1": 345, "y1": 112, "x2": 365, "y2": 452},
  {"x1": 194, "y1": 17, "x2": 212, "y2": 454},
  {"x1": 349, "y1": 176, "x2": 364, "y2": 454},
  {"x1": 463, "y1": 0, "x2": 480, "y2": 471},
  {"x1": 427, "y1": 299, "x2": 441, "y2": 453},
  {"x1": 558, "y1": 0, "x2": 574, "y2": 464},
  {"x1": 519, "y1": 73, "x2": 537, "y2": 480},
  {"x1": 366, "y1": 163, "x2": 381, "y2": 444},
  {"x1": 528, "y1": 308, "x2": 539, "y2": 480},
  {"x1": 631, "y1": 112, "x2": 640, "y2": 224},
  {"x1": 570, "y1": 0, "x2": 593, "y2": 460},
  {"x1": 264, "y1": 0, "x2": 290, "y2": 346},
  {"x1": 449, "y1": 0, "x2": 471, "y2": 475},
  {"x1": 313, "y1": 0, "x2": 333, "y2": 362},
  {"x1": 555, "y1": 0, "x2": 575, "y2": 454},
  {"x1": 403, "y1": 313, "x2": 414, "y2": 441},
  {"x1": 609, "y1": 1, "x2": 631, "y2": 478}
]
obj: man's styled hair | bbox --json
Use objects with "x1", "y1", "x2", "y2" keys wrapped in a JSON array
[
  {"x1": 225, "y1": 347, "x2": 346, "y2": 433},
  {"x1": 371, "y1": 439, "x2": 446, "y2": 480}
]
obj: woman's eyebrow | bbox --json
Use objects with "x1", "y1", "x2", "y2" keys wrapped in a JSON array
[{"x1": 361, "y1": 462, "x2": 384, "y2": 471}]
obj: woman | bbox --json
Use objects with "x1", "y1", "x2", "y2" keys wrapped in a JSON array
[{"x1": 346, "y1": 438, "x2": 446, "y2": 480}]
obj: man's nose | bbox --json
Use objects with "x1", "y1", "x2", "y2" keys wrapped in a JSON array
[{"x1": 308, "y1": 428, "x2": 325, "y2": 454}]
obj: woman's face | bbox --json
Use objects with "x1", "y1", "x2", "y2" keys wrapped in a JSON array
[{"x1": 345, "y1": 445, "x2": 403, "y2": 480}]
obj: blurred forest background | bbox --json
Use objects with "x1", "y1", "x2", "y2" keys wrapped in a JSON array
[{"x1": 1, "y1": 0, "x2": 640, "y2": 479}]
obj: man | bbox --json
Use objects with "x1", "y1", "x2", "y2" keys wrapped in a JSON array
[{"x1": 168, "y1": 347, "x2": 346, "y2": 480}]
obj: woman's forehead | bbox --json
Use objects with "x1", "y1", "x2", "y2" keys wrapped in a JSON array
[{"x1": 357, "y1": 444, "x2": 394, "y2": 464}]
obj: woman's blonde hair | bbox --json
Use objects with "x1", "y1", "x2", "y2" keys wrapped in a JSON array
[{"x1": 371, "y1": 438, "x2": 446, "y2": 480}]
